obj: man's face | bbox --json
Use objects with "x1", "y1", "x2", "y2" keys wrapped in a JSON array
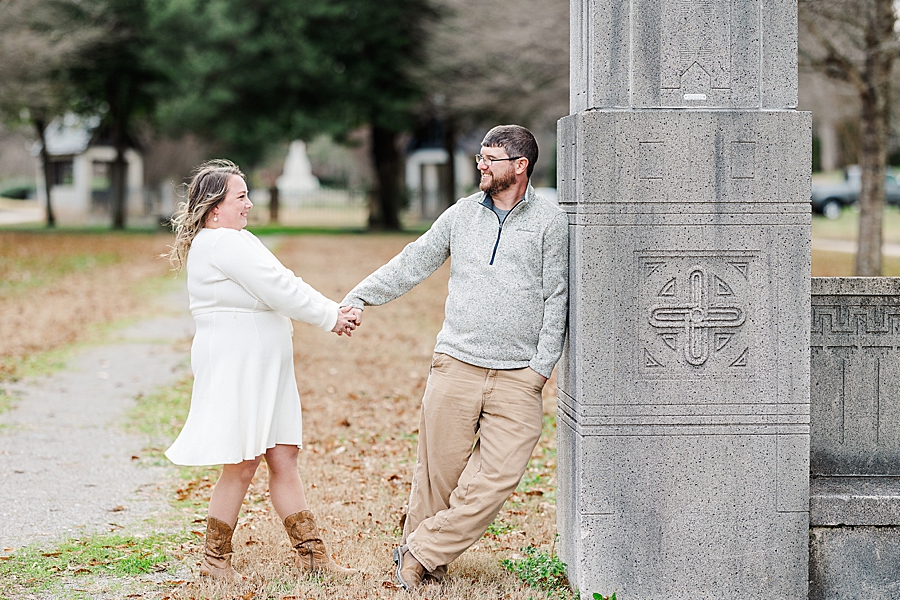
[{"x1": 477, "y1": 146, "x2": 518, "y2": 196}]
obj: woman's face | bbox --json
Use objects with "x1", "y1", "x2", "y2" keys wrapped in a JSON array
[{"x1": 209, "y1": 174, "x2": 252, "y2": 230}]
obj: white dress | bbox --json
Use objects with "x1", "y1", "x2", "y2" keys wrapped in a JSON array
[{"x1": 165, "y1": 228, "x2": 338, "y2": 466}]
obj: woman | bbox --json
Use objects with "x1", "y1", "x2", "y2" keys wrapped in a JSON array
[{"x1": 164, "y1": 159, "x2": 358, "y2": 581}]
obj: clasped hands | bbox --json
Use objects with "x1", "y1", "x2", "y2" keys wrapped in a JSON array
[{"x1": 332, "y1": 305, "x2": 362, "y2": 336}]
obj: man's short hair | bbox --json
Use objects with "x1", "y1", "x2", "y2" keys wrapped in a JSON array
[{"x1": 481, "y1": 125, "x2": 538, "y2": 179}]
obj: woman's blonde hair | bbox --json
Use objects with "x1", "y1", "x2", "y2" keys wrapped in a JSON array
[{"x1": 165, "y1": 159, "x2": 245, "y2": 271}]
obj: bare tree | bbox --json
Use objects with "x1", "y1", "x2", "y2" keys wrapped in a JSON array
[
  {"x1": 0, "y1": 0, "x2": 105, "y2": 227},
  {"x1": 800, "y1": 0, "x2": 900, "y2": 275},
  {"x1": 418, "y1": 0, "x2": 569, "y2": 208}
]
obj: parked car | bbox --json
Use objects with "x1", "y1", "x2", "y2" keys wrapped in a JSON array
[{"x1": 811, "y1": 166, "x2": 900, "y2": 219}]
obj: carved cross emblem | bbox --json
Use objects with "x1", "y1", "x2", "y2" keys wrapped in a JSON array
[{"x1": 649, "y1": 268, "x2": 745, "y2": 366}]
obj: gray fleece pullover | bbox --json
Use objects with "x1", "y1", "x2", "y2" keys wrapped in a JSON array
[{"x1": 342, "y1": 186, "x2": 568, "y2": 378}]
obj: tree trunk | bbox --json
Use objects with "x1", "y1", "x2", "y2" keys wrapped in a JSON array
[
  {"x1": 110, "y1": 146, "x2": 127, "y2": 230},
  {"x1": 440, "y1": 122, "x2": 457, "y2": 212},
  {"x1": 269, "y1": 185, "x2": 279, "y2": 224},
  {"x1": 34, "y1": 118, "x2": 55, "y2": 228},
  {"x1": 369, "y1": 125, "x2": 403, "y2": 231},
  {"x1": 854, "y1": 54, "x2": 893, "y2": 275}
]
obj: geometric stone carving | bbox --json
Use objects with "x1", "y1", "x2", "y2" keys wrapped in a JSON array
[
  {"x1": 570, "y1": 0, "x2": 798, "y2": 112},
  {"x1": 662, "y1": 0, "x2": 731, "y2": 95},
  {"x1": 649, "y1": 267, "x2": 745, "y2": 366},
  {"x1": 731, "y1": 141, "x2": 756, "y2": 179},
  {"x1": 811, "y1": 278, "x2": 900, "y2": 476},
  {"x1": 639, "y1": 253, "x2": 756, "y2": 379},
  {"x1": 639, "y1": 142, "x2": 665, "y2": 180},
  {"x1": 809, "y1": 277, "x2": 900, "y2": 599}
]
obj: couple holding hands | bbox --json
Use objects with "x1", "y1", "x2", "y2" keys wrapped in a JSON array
[{"x1": 164, "y1": 125, "x2": 568, "y2": 592}]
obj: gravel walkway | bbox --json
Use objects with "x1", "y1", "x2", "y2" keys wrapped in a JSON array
[{"x1": 0, "y1": 293, "x2": 194, "y2": 551}]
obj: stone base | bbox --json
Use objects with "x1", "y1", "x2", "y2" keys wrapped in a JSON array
[{"x1": 809, "y1": 477, "x2": 900, "y2": 600}]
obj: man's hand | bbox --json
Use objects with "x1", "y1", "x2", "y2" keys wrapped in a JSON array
[
  {"x1": 343, "y1": 307, "x2": 362, "y2": 327},
  {"x1": 332, "y1": 305, "x2": 361, "y2": 336}
]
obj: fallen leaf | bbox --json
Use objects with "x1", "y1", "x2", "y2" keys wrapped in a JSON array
[{"x1": 109, "y1": 505, "x2": 126, "y2": 512}]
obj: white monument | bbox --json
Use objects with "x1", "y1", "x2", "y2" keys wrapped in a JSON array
[{"x1": 277, "y1": 141, "x2": 319, "y2": 205}]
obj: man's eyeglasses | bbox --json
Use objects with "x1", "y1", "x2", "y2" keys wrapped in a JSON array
[{"x1": 475, "y1": 154, "x2": 523, "y2": 166}]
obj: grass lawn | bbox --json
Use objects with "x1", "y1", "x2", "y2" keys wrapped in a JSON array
[
  {"x1": 0, "y1": 220, "x2": 891, "y2": 599},
  {"x1": 0, "y1": 231, "x2": 578, "y2": 600},
  {"x1": 811, "y1": 204, "x2": 900, "y2": 244}
]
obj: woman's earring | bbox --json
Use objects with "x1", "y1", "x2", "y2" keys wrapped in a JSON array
[{"x1": 213, "y1": 213, "x2": 218, "y2": 222}]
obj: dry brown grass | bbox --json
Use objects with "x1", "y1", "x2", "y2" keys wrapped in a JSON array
[
  {"x1": 811, "y1": 249, "x2": 900, "y2": 276},
  {"x1": 0, "y1": 231, "x2": 174, "y2": 379},
  {"x1": 162, "y1": 234, "x2": 564, "y2": 600},
  {"x1": 4, "y1": 230, "x2": 895, "y2": 598}
]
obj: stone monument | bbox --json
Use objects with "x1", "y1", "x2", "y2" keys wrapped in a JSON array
[
  {"x1": 809, "y1": 277, "x2": 900, "y2": 600},
  {"x1": 277, "y1": 140, "x2": 320, "y2": 205},
  {"x1": 557, "y1": 1, "x2": 811, "y2": 598}
]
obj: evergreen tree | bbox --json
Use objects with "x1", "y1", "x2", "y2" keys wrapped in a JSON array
[
  {"x1": 60, "y1": 0, "x2": 170, "y2": 229},
  {"x1": 152, "y1": 0, "x2": 435, "y2": 230}
]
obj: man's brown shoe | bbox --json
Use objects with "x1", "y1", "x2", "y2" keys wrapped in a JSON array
[{"x1": 392, "y1": 545, "x2": 425, "y2": 591}]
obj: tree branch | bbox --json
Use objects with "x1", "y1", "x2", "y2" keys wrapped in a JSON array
[{"x1": 802, "y1": 19, "x2": 868, "y2": 94}]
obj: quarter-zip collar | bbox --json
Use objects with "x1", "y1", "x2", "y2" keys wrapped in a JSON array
[
  {"x1": 481, "y1": 192, "x2": 528, "y2": 265},
  {"x1": 479, "y1": 192, "x2": 528, "y2": 217}
]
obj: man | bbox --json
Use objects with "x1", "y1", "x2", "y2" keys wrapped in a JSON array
[{"x1": 342, "y1": 124, "x2": 568, "y2": 591}]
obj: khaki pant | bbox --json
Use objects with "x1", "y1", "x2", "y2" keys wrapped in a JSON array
[{"x1": 402, "y1": 353, "x2": 545, "y2": 573}]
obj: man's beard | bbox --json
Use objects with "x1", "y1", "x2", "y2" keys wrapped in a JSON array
[{"x1": 480, "y1": 168, "x2": 517, "y2": 196}]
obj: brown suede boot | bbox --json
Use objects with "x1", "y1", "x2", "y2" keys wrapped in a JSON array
[
  {"x1": 199, "y1": 516, "x2": 246, "y2": 582},
  {"x1": 283, "y1": 510, "x2": 356, "y2": 575}
]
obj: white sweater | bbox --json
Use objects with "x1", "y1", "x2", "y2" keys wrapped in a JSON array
[{"x1": 188, "y1": 228, "x2": 338, "y2": 332}]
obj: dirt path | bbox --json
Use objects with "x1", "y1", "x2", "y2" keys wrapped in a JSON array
[{"x1": 0, "y1": 290, "x2": 194, "y2": 551}]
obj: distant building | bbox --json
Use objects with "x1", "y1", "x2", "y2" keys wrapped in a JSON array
[
  {"x1": 34, "y1": 114, "x2": 145, "y2": 225},
  {"x1": 406, "y1": 120, "x2": 476, "y2": 221}
]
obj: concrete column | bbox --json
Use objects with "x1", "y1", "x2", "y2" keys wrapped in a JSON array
[{"x1": 557, "y1": 1, "x2": 812, "y2": 598}]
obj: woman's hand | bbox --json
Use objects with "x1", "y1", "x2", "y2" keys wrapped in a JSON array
[{"x1": 332, "y1": 306, "x2": 361, "y2": 336}]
